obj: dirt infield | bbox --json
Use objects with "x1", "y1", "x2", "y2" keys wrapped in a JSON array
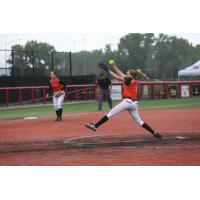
[{"x1": 0, "y1": 108, "x2": 200, "y2": 165}]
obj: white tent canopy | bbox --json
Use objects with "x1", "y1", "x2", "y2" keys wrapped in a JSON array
[{"x1": 178, "y1": 60, "x2": 200, "y2": 76}]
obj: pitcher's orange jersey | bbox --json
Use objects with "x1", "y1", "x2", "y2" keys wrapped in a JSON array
[{"x1": 122, "y1": 79, "x2": 138, "y2": 99}]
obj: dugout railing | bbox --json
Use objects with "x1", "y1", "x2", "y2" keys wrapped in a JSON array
[
  {"x1": 0, "y1": 81, "x2": 200, "y2": 107},
  {"x1": 0, "y1": 84, "x2": 97, "y2": 107}
]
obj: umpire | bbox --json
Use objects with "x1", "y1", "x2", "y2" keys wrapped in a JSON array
[{"x1": 97, "y1": 73, "x2": 112, "y2": 111}]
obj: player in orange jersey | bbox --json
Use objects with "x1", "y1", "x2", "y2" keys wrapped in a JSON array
[
  {"x1": 47, "y1": 71, "x2": 65, "y2": 121},
  {"x1": 85, "y1": 61, "x2": 162, "y2": 139}
]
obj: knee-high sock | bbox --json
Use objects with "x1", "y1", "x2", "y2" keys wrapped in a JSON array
[
  {"x1": 57, "y1": 108, "x2": 62, "y2": 117},
  {"x1": 56, "y1": 110, "x2": 59, "y2": 117},
  {"x1": 60, "y1": 108, "x2": 63, "y2": 117},
  {"x1": 95, "y1": 116, "x2": 109, "y2": 128},
  {"x1": 142, "y1": 122, "x2": 155, "y2": 135}
]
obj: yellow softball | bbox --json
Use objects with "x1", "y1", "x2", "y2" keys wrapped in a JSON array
[{"x1": 108, "y1": 59, "x2": 115, "y2": 65}]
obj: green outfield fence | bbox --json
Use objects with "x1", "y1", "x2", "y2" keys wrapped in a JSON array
[{"x1": 0, "y1": 81, "x2": 200, "y2": 107}]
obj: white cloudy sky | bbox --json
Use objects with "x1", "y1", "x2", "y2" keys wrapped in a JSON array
[
  {"x1": 0, "y1": 33, "x2": 200, "y2": 52},
  {"x1": 0, "y1": 33, "x2": 126, "y2": 52}
]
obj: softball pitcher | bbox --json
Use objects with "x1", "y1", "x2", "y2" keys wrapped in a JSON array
[
  {"x1": 47, "y1": 71, "x2": 65, "y2": 121},
  {"x1": 85, "y1": 60, "x2": 162, "y2": 139}
]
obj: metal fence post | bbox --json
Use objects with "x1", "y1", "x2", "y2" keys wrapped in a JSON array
[
  {"x1": 51, "y1": 51, "x2": 54, "y2": 71},
  {"x1": 69, "y1": 51, "x2": 72, "y2": 84},
  {"x1": 5, "y1": 89, "x2": 9, "y2": 106},
  {"x1": 11, "y1": 50, "x2": 14, "y2": 77},
  {"x1": 32, "y1": 51, "x2": 35, "y2": 85}
]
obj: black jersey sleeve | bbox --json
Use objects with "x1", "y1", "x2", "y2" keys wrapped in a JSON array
[
  {"x1": 97, "y1": 79, "x2": 100, "y2": 86},
  {"x1": 124, "y1": 77, "x2": 132, "y2": 86},
  {"x1": 59, "y1": 79, "x2": 66, "y2": 90},
  {"x1": 107, "y1": 78, "x2": 111, "y2": 85},
  {"x1": 47, "y1": 80, "x2": 53, "y2": 94}
]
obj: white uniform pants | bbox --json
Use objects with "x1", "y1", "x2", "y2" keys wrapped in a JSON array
[
  {"x1": 53, "y1": 92, "x2": 65, "y2": 111},
  {"x1": 106, "y1": 99, "x2": 144, "y2": 126}
]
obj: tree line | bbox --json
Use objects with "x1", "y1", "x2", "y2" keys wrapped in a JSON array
[{"x1": 7, "y1": 33, "x2": 200, "y2": 80}]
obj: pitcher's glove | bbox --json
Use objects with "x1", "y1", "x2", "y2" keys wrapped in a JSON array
[
  {"x1": 98, "y1": 62, "x2": 109, "y2": 71},
  {"x1": 136, "y1": 69, "x2": 149, "y2": 80}
]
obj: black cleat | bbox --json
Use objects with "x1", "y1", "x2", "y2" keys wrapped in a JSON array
[
  {"x1": 153, "y1": 132, "x2": 162, "y2": 139},
  {"x1": 55, "y1": 117, "x2": 62, "y2": 121},
  {"x1": 85, "y1": 123, "x2": 96, "y2": 131}
]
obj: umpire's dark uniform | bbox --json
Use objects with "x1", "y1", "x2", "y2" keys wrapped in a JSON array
[{"x1": 97, "y1": 74, "x2": 112, "y2": 111}]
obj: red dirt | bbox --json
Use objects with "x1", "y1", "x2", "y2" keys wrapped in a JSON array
[{"x1": 0, "y1": 108, "x2": 200, "y2": 166}]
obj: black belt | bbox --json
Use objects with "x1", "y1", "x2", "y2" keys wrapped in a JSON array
[{"x1": 123, "y1": 96, "x2": 137, "y2": 101}]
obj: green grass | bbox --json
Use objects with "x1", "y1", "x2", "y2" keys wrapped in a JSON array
[
  {"x1": 139, "y1": 96, "x2": 200, "y2": 110},
  {"x1": 0, "y1": 97, "x2": 200, "y2": 120}
]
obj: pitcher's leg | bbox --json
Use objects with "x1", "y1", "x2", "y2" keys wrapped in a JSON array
[
  {"x1": 95, "y1": 101, "x2": 127, "y2": 128},
  {"x1": 86, "y1": 100, "x2": 130, "y2": 131},
  {"x1": 128, "y1": 108, "x2": 144, "y2": 126},
  {"x1": 129, "y1": 107, "x2": 162, "y2": 139}
]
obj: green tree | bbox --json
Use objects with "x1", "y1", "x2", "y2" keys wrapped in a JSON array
[
  {"x1": 8, "y1": 41, "x2": 55, "y2": 77},
  {"x1": 193, "y1": 44, "x2": 200, "y2": 63},
  {"x1": 5, "y1": 34, "x2": 200, "y2": 81},
  {"x1": 72, "y1": 50, "x2": 104, "y2": 76},
  {"x1": 117, "y1": 33, "x2": 155, "y2": 73},
  {"x1": 154, "y1": 34, "x2": 194, "y2": 79}
]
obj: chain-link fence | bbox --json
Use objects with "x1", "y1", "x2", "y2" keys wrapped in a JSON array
[
  {"x1": 0, "y1": 49, "x2": 185, "y2": 81},
  {"x1": 0, "y1": 50, "x2": 71, "y2": 77},
  {"x1": 71, "y1": 51, "x2": 103, "y2": 76},
  {"x1": 0, "y1": 50, "x2": 12, "y2": 76},
  {"x1": 145, "y1": 69, "x2": 179, "y2": 81}
]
